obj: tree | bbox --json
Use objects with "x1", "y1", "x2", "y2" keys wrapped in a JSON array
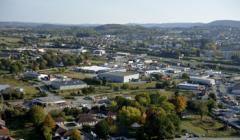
[
  {"x1": 135, "y1": 93, "x2": 150, "y2": 106},
  {"x1": 144, "y1": 107, "x2": 179, "y2": 139},
  {"x1": 208, "y1": 93, "x2": 217, "y2": 101},
  {"x1": 29, "y1": 106, "x2": 46, "y2": 126},
  {"x1": 182, "y1": 73, "x2": 190, "y2": 80},
  {"x1": 95, "y1": 120, "x2": 110, "y2": 139},
  {"x1": 198, "y1": 102, "x2": 209, "y2": 120},
  {"x1": 43, "y1": 114, "x2": 56, "y2": 129},
  {"x1": 117, "y1": 106, "x2": 142, "y2": 134},
  {"x1": 70, "y1": 129, "x2": 81, "y2": 140},
  {"x1": 43, "y1": 126, "x2": 52, "y2": 140},
  {"x1": 173, "y1": 95, "x2": 187, "y2": 114},
  {"x1": 207, "y1": 99, "x2": 216, "y2": 112}
]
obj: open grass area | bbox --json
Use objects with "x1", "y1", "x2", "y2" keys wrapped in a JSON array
[
  {"x1": 7, "y1": 118, "x2": 41, "y2": 140},
  {"x1": 181, "y1": 115, "x2": 238, "y2": 137},
  {"x1": 0, "y1": 76, "x2": 39, "y2": 99},
  {"x1": 39, "y1": 68, "x2": 94, "y2": 79},
  {"x1": 0, "y1": 36, "x2": 22, "y2": 46}
]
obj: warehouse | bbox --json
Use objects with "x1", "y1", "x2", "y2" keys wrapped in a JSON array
[
  {"x1": 98, "y1": 72, "x2": 139, "y2": 83},
  {"x1": 23, "y1": 71, "x2": 48, "y2": 81},
  {"x1": 51, "y1": 80, "x2": 88, "y2": 90},
  {"x1": 76, "y1": 65, "x2": 126, "y2": 74},
  {"x1": 177, "y1": 82, "x2": 205, "y2": 90},
  {"x1": 190, "y1": 76, "x2": 215, "y2": 86},
  {"x1": 31, "y1": 97, "x2": 66, "y2": 107}
]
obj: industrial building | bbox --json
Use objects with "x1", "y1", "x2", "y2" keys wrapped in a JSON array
[
  {"x1": 98, "y1": 72, "x2": 140, "y2": 83},
  {"x1": 23, "y1": 71, "x2": 48, "y2": 81},
  {"x1": 51, "y1": 80, "x2": 88, "y2": 90},
  {"x1": 76, "y1": 65, "x2": 126, "y2": 74},
  {"x1": 93, "y1": 49, "x2": 106, "y2": 56},
  {"x1": 30, "y1": 97, "x2": 66, "y2": 107},
  {"x1": 177, "y1": 82, "x2": 205, "y2": 90},
  {"x1": 190, "y1": 76, "x2": 215, "y2": 86}
]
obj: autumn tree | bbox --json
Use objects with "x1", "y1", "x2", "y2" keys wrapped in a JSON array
[
  {"x1": 174, "y1": 95, "x2": 187, "y2": 114},
  {"x1": 43, "y1": 113, "x2": 56, "y2": 129},
  {"x1": 70, "y1": 129, "x2": 82, "y2": 140}
]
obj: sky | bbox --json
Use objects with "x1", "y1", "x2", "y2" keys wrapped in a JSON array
[{"x1": 0, "y1": 0, "x2": 240, "y2": 24}]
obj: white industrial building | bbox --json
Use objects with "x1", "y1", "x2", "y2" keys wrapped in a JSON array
[
  {"x1": 76, "y1": 65, "x2": 126, "y2": 74},
  {"x1": 51, "y1": 80, "x2": 88, "y2": 90},
  {"x1": 93, "y1": 49, "x2": 106, "y2": 56},
  {"x1": 144, "y1": 70, "x2": 165, "y2": 76},
  {"x1": 190, "y1": 76, "x2": 215, "y2": 86},
  {"x1": 98, "y1": 72, "x2": 140, "y2": 83},
  {"x1": 177, "y1": 82, "x2": 205, "y2": 90}
]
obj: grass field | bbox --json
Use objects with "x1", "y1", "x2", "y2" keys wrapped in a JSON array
[
  {"x1": 8, "y1": 118, "x2": 41, "y2": 140},
  {"x1": 0, "y1": 36, "x2": 22, "y2": 46},
  {"x1": 181, "y1": 115, "x2": 238, "y2": 137},
  {"x1": 39, "y1": 68, "x2": 94, "y2": 80},
  {"x1": 0, "y1": 76, "x2": 39, "y2": 99}
]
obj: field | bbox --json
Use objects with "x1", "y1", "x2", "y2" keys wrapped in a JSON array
[
  {"x1": 38, "y1": 68, "x2": 94, "y2": 80},
  {"x1": 8, "y1": 118, "x2": 41, "y2": 140},
  {"x1": 0, "y1": 36, "x2": 22, "y2": 47},
  {"x1": 0, "y1": 76, "x2": 39, "y2": 99},
  {"x1": 181, "y1": 115, "x2": 238, "y2": 137}
]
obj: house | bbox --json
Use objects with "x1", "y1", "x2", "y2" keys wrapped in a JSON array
[
  {"x1": 0, "y1": 136, "x2": 15, "y2": 140},
  {"x1": 0, "y1": 85, "x2": 10, "y2": 92},
  {"x1": 0, "y1": 126, "x2": 9, "y2": 137},
  {"x1": 107, "y1": 112, "x2": 117, "y2": 120},
  {"x1": 55, "y1": 117, "x2": 65, "y2": 125},
  {"x1": 98, "y1": 72, "x2": 140, "y2": 83},
  {"x1": 51, "y1": 80, "x2": 88, "y2": 90},
  {"x1": 0, "y1": 119, "x2": 5, "y2": 127},
  {"x1": 76, "y1": 114, "x2": 98, "y2": 127},
  {"x1": 54, "y1": 126, "x2": 83, "y2": 140},
  {"x1": 231, "y1": 84, "x2": 240, "y2": 95}
]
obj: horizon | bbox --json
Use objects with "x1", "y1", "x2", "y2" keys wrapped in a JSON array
[
  {"x1": 1, "y1": 0, "x2": 240, "y2": 24},
  {"x1": 0, "y1": 19, "x2": 239, "y2": 26}
]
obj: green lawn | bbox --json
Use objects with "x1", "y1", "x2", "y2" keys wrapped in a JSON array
[
  {"x1": 7, "y1": 118, "x2": 41, "y2": 140},
  {"x1": 181, "y1": 115, "x2": 238, "y2": 137},
  {"x1": 0, "y1": 77, "x2": 39, "y2": 99},
  {"x1": 0, "y1": 36, "x2": 22, "y2": 46},
  {"x1": 39, "y1": 68, "x2": 94, "y2": 79}
]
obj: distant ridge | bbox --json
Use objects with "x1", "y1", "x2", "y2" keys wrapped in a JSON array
[
  {"x1": 0, "y1": 20, "x2": 240, "y2": 28},
  {"x1": 207, "y1": 20, "x2": 240, "y2": 28}
]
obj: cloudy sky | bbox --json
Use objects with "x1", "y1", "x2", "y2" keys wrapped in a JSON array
[{"x1": 0, "y1": 0, "x2": 240, "y2": 24}]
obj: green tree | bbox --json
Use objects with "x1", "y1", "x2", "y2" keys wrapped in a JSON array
[
  {"x1": 117, "y1": 106, "x2": 141, "y2": 134},
  {"x1": 182, "y1": 73, "x2": 190, "y2": 80},
  {"x1": 144, "y1": 108, "x2": 179, "y2": 139},
  {"x1": 95, "y1": 120, "x2": 110, "y2": 139},
  {"x1": 29, "y1": 106, "x2": 46, "y2": 126},
  {"x1": 135, "y1": 93, "x2": 150, "y2": 106},
  {"x1": 43, "y1": 126, "x2": 52, "y2": 140},
  {"x1": 198, "y1": 102, "x2": 209, "y2": 120}
]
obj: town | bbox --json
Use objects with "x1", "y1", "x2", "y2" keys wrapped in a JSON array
[{"x1": 0, "y1": 20, "x2": 240, "y2": 140}]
